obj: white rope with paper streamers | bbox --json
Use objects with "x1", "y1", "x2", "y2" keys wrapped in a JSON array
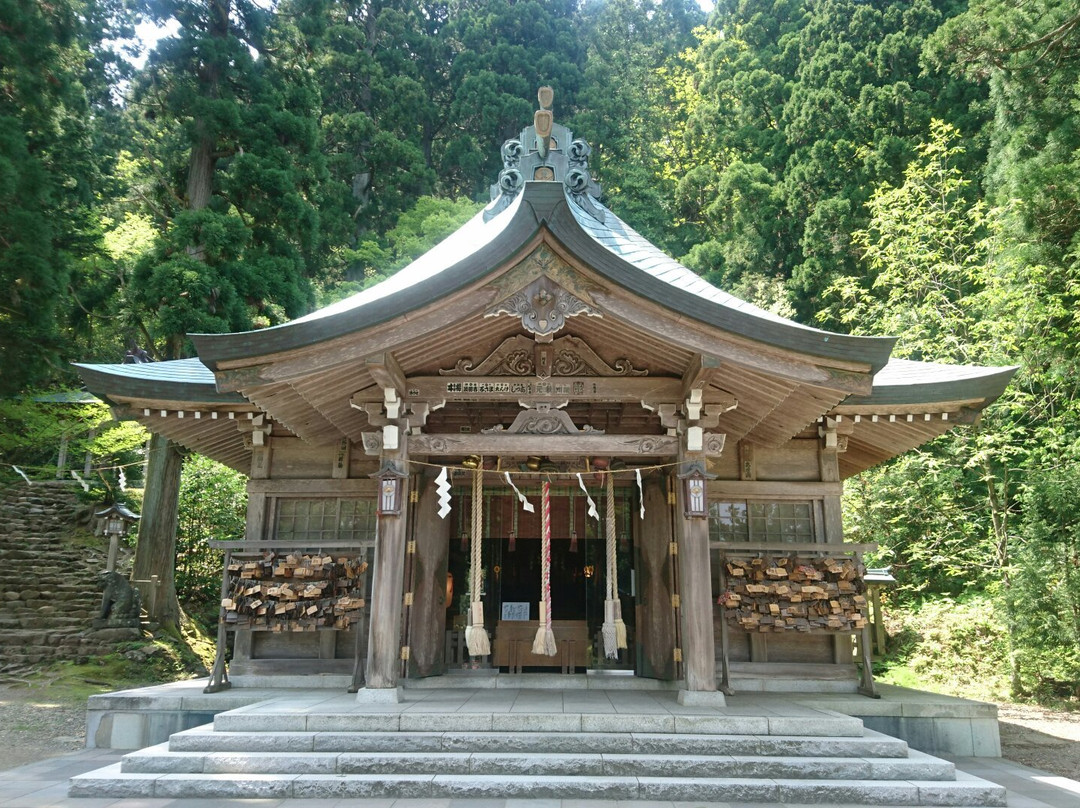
[
  {"x1": 435, "y1": 466, "x2": 452, "y2": 519},
  {"x1": 504, "y1": 472, "x2": 535, "y2": 513},
  {"x1": 532, "y1": 480, "x2": 557, "y2": 656},
  {"x1": 576, "y1": 473, "x2": 600, "y2": 521},
  {"x1": 636, "y1": 468, "x2": 645, "y2": 519},
  {"x1": 465, "y1": 464, "x2": 490, "y2": 657}
]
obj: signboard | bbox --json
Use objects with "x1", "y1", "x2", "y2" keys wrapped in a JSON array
[{"x1": 500, "y1": 601, "x2": 531, "y2": 621}]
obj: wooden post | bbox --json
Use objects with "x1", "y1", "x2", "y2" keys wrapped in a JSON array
[
  {"x1": 637, "y1": 476, "x2": 677, "y2": 679},
  {"x1": 871, "y1": 585, "x2": 886, "y2": 655},
  {"x1": 204, "y1": 548, "x2": 233, "y2": 693},
  {"x1": 56, "y1": 434, "x2": 68, "y2": 479},
  {"x1": 83, "y1": 428, "x2": 96, "y2": 476},
  {"x1": 406, "y1": 472, "x2": 451, "y2": 678},
  {"x1": 675, "y1": 454, "x2": 718, "y2": 695},
  {"x1": 364, "y1": 436, "x2": 410, "y2": 691}
]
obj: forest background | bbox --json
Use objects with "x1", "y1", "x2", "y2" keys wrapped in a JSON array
[{"x1": 2, "y1": 0, "x2": 1080, "y2": 705}]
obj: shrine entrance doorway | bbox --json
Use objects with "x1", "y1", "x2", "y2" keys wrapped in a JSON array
[{"x1": 444, "y1": 483, "x2": 637, "y2": 674}]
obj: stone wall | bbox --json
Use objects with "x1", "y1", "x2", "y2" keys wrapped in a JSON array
[{"x1": 0, "y1": 481, "x2": 127, "y2": 671}]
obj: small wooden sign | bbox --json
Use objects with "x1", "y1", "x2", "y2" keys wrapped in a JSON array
[{"x1": 501, "y1": 601, "x2": 531, "y2": 621}]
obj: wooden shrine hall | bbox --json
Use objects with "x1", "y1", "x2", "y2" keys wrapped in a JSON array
[{"x1": 76, "y1": 89, "x2": 1015, "y2": 704}]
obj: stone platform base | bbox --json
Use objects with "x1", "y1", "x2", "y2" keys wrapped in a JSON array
[{"x1": 85, "y1": 676, "x2": 1000, "y2": 758}]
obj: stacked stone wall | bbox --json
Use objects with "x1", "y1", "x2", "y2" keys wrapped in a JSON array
[{"x1": 0, "y1": 481, "x2": 128, "y2": 671}]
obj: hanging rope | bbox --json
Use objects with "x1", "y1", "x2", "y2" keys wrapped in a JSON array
[
  {"x1": 602, "y1": 473, "x2": 628, "y2": 657},
  {"x1": 532, "y1": 480, "x2": 557, "y2": 656},
  {"x1": 465, "y1": 463, "x2": 490, "y2": 657}
]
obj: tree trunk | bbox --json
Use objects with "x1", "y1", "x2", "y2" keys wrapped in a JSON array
[{"x1": 133, "y1": 432, "x2": 185, "y2": 629}]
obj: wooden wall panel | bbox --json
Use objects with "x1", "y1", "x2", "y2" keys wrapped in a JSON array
[
  {"x1": 269, "y1": 437, "x2": 336, "y2": 479},
  {"x1": 755, "y1": 439, "x2": 820, "y2": 481}
]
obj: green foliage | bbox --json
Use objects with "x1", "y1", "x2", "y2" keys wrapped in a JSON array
[
  {"x1": 877, "y1": 596, "x2": 1012, "y2": 702},
  {"x1": 175, "y1": 455, "x2": 246, "y2": 612},
  {"x1": 679, "y1": 0, "x2": 986, "y2": 318},
  {"x1": 0, "y1": 0, "x2": 129, "y2": 392},
  {"x1": 0, "y1": 398, "x2": 145, "y2": 498}
]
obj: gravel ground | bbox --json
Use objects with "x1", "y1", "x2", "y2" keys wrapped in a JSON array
[
  {"x1": 1, "y1": 684, "x2": 1078, "y2": 779},
  {"x1": 0, "y1": 686, "x2": 86, "y2": 770},
  {"x1": 998, "y1": 702, "x2": 1080, "y2": 780}
]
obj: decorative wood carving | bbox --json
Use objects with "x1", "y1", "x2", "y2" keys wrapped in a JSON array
[
  {"x1": 440, "y1": 335, "x2": 647, "y2": 378},
  {"x1": 481, "y1": 402, "x2": 604, "y2": 436},
  {"x1": 361, "y1": 432, "x2": 383, "y2": 455},
  {"x1": 485, "y1": 275, "x2": 601, "y2": 338}
]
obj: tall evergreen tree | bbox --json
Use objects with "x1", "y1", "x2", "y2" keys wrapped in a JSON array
[
  {"x1": 124, "y1": 0, "x2": 329, "y2": 627},
  {"x1": 679, "y1": 0, "x2": 986, "y2": 319},
  {"x1": 0, "y1": 0, "x2": 131, "y2": 394}
]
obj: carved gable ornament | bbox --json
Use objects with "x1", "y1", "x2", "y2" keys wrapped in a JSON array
[
  {"x1": 481, "y1": 402, "x2": 604, "y2": 436},
  {"x1": 440, "y1": 335, "x2": 647, "y2": 380},
  {"x1": 485, "y1": 274, "x2": 600, "y2": 338},
  {"x1": 484, "y1": 246, "x2": 605, "y2": 339}
]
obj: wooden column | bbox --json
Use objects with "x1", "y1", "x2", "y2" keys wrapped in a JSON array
[
  {"x1": 406, "y1": 471, "x2": 451, "y2": 678},
  {"x1": 637, "y1": 476, "x2": 677, "y2": 680},
  {"x1": 364, "y1": 439, "x2": 411, "y2": 690},
  {"x1": 675, "y1": 455, "x2": 717, "y2": 693}
]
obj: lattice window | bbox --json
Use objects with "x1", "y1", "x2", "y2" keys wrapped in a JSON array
[
  {"x1": 709, "y1": 500, "x2": 814, "y2": 543},
  {"x1": 274, "y1": 498, "x2": 377, "y2": 544}
]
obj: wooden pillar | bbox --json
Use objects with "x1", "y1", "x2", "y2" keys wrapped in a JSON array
[
  {"x1": 406, "y1": 471, "x2": 451, "y2": 678},
  {"x1": 364, "y1": 439, "x2": 410, "y2": 690},
  {"x1": 675, "y1": 456, "x2": 717, "y2": 693},
  {"x1": 637, "y1": 476, "x2": 677, "y2": 680}
]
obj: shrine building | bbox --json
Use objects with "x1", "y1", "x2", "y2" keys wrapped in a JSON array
[{"x1": 76, "y1": 90, "x2": 1014, "y2": 703}]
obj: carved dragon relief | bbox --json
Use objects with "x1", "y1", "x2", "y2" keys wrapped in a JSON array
[{"x1": 440, "y1": 334, "x2": 647, "y2": 379}]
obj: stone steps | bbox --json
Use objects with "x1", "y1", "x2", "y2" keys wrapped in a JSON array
[
  {"x1": 211, "y1": 709, "x2": 867, "y2": 737},
  {"x1": 168, "y1": 727, "x2": 912, "y2": 757},
  {"x1": 70, "y1": 714, "x2": 1007, "y2": 805},
  {"x1": 0, "y1": 481, "x2": 130, "y2": 668},
  {"x1": 71, "y1": 765, "x2": 1007, "y2": 804},
  {"x1": 122, "y1": 743, "x2": 955, "y2": 780}
]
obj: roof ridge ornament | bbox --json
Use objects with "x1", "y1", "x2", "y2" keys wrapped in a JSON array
[{"x1": 485, "y1": 86, "x2": 605, "y2": 223}]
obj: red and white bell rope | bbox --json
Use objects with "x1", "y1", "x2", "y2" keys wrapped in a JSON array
[{"x1": 532, "y1": 480, "x2": 557, "y2": 656}]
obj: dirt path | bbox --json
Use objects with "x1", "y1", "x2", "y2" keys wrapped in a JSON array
[
  {"x1": 998, "y1": 702, "x2": 1080, "y2": 780},
  {"x1": 0, "y1": 685, "x2": 86, "y2": 770}
]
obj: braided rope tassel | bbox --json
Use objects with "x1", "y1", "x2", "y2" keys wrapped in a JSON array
[
  {"x1": 602, "y1": 472, "x2": 619, "y2": 658},
  {"x1": 465, "y1": 464, "x2": 490, "y2": 657},
  {"x1": 532, "y1": 480, "x2": 557, "y2": 656}
]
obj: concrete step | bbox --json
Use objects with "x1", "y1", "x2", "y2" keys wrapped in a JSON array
[
  {"x1": 169, "y1": 726, "x2": 912, "y2": 758},
  {"x1": 70, "y1": 763, "x2": 1007, "y2": 805},
  {"x1": 122, "y1": 744, "x2": 955, "y2": 781},
  {"x1": 211, "y1": 709, "x2": 866, "y2": 737}
]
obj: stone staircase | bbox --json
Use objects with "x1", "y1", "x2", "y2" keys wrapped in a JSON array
[
  {"x1": 0, "y1": 481, "x2": 119, "y2": 670},
  {"x1": 70, "y1": 694, "x2": 1007, "y2": 805}
]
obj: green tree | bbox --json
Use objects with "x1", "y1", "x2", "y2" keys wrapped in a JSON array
[
  {"x1": 682, "y1": 0, "x2": 986, "y2": 319},
  {"x1": 122, "y1": 0, "x2": 330, "y2": 629},
  {"x1": 0, "y1": 0, "x2": 132, "y2": 393},
  {"x1": 175, "y1": 454, "x2": 246, "y2": 619}
]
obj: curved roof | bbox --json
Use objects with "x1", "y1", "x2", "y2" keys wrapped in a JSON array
[
  {"x1": 841, "y1": 358, "x2": 1018, "y2": 408},
  {"x1": 72, "y1": 357, "x2": 243, "y2": 405},
  {"x1": 191, "y1": 183, "x2": 896, "y2": 373}
]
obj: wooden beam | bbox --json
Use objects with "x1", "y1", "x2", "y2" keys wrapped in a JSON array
[
  {"x1": 352, "y1": 375, "x2": 686, "y2": 405},
  {"x1": 681, "y1": 353, "x2": 721, "y2": 399},
  {"x1": 408, "y1": 432, "x2": 681, "y2": 457},
  {"x1": 365, "y1": 352, "x2": 408, "y2": 396}
]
